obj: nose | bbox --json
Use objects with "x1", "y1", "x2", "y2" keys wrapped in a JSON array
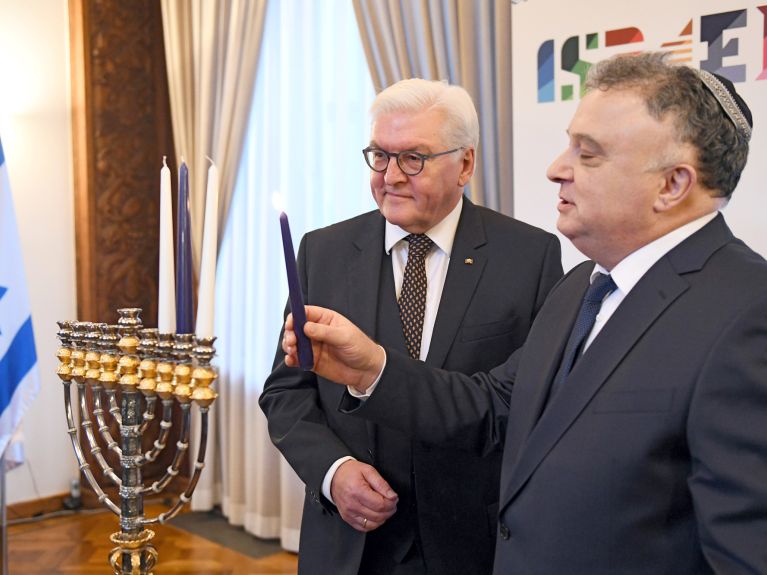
[
  {"x1": 383, "y1": 156, "x2": 407, "y2": 185},
  {"x1": 546, "y1": 149, "x2": 571, "y2": 184}
]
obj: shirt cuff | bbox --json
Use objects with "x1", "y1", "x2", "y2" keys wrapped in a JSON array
[
  {"x1": 321, "y1": 456, "x2": 356, "y2": 504},
  {"x1": 347, "y1": 346, "x2": 387, "y2": 400}
]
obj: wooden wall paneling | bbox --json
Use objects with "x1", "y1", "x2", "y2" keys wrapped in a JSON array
[{"x1": 69, "y1": 0, "x2": 177, "y2": 326}]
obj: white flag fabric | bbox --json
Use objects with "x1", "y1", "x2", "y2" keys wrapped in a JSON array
[{"x1": 0, "y1": 137, "x2": 39, "y2": 469}]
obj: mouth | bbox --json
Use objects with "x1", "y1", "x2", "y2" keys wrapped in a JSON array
[
  {"x1": 558, "y1": 195, "x2": 573, "y2": 210},
  {"x1": 385, "y1": 190, "x2": 412, "y2": 200}
]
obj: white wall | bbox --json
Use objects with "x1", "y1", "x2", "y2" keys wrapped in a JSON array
[{"x1": 0, "y1": 0, "x2": 79, "y2": 503}]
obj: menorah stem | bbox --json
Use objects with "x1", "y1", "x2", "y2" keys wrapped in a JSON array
[
  {"x1": 115, "y1": 387, "x2": 150, "y2": 574},
  {"x1": 110, "y1": 308, "x2": 157, "y2": 575}
]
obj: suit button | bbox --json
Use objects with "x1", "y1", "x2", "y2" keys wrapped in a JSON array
[{"x1": 499, "y1": 523, "x2": 510, "y2": 540}]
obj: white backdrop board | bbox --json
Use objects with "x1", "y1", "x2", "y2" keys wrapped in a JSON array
[{"x1": 512, "y1": 0, "x2": 767, "y2": 270}]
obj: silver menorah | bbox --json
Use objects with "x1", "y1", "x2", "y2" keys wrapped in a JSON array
[{"x1": 55, "y1": 308, "x2": 217, "y2": 575}]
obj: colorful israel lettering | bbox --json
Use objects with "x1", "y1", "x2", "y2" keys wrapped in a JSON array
[{"x1": 537, "y1": 5, "x2": 767, "y2": 103}]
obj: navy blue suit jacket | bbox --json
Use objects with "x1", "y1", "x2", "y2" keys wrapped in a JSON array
[{"x1": 350, "y1": 215, "x2": 767, "y2": 574}]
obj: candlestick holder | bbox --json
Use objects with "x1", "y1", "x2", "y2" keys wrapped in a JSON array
[{"x1": 56, "y1": 308, "x2": 218, "y2": 575}]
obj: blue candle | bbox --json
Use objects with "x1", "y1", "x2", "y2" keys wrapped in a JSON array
[
  {"x1": 176, "y1": 160, "x2": 194, "y2": 334},
  {"x1": 279, "y1": 212, "x2": 314, "y2": 370}
]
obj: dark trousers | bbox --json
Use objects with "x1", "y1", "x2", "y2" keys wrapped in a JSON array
[{"x1": 358, "y1": 539, "x2": 426, "y2": 575}]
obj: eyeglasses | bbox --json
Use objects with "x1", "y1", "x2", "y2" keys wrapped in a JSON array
[{"x1": 362, "y1": 146, "x2": 463, "y2": 176}]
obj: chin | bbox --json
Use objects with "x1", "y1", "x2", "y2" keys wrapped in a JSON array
[
  {"x1": 555, "y1": 217, "x2": 570, "y2": 237},
  {"x1": 556, "y1": 222, "x2": 580, "y2": 245},
  {"x1": 382, "y1": 206, "x2": 410, "y2": 224}
]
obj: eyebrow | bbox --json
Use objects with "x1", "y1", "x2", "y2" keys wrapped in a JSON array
[
  {"x1": 368, "y1": 140, "x2": 433, "y2": 153},
  {"x1": 567, "y1": 131, "x2": 607, "y2": 155}
]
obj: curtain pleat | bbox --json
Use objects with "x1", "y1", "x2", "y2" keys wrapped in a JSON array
[{"x1": 160, "y1": 0, "x2": 267, "y2": 264}]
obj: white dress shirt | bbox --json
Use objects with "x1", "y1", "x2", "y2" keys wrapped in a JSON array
[
  {"x1": 384, "y1": 197, "x2": 463, "y2": 361},
  {"x1": 321, "y1": 197, "x2": 464, "y2": 502},
  {"x1": 583, "y1": 211, "x2": 718, "y2": 351}
]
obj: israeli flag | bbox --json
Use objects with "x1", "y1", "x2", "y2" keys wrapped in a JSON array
[{"x1": 0, "y1": 137, "x2": 39, "y2": 468}]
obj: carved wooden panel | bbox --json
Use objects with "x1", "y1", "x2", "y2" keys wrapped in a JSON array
[{"x1": 69, "y1": 0, "x2": 176, "y2": 328}]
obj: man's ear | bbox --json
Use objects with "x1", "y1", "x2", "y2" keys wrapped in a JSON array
[
  {"x1": 654, "y1": 164, "x2": 697, "y2": 212},
  {"x1": 458, "y1": 148, "x2": 475, "y2": 187}
]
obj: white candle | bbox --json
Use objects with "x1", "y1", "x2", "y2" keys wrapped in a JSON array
[
  {"x1": 195, "y1": 158, "x2": 219, "y2": 339},
  {"x1": 158, "y1": 157, "x2": 176, "y2": 333}
]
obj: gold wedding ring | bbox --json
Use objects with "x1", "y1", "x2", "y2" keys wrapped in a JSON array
[{"x1": 362, "y1": 517, "x2": 368, "y2": 528}]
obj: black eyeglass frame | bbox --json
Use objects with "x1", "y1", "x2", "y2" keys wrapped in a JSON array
[{"x1": 361, "y1": 146, "x2": 464, "y2": 176}]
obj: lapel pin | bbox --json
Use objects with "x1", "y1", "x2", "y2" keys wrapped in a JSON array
[{"x1": 464, "y1": 258, "x2": 474, "y2": 265}]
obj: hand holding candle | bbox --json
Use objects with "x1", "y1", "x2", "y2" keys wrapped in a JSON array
[{"x1": 279, "y1": 211, "x2": 314, "y2": 370}]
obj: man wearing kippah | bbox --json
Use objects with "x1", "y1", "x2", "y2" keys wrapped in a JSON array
[{"x1": 280, "y1": 52, "x2": 767, "y2": 574}]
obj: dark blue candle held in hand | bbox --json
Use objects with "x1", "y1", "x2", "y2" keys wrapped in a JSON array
[{"x1": 279, "y1": 212, "x2": 314, "y2": 370}]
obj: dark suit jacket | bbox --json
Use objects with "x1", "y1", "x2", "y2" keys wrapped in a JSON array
[
  {"x1": 259, "y1": 199, "x2": 562, "y2": 574},
  {"x1": 351, "y1": 215, "x2": 767, "y2": 574}
]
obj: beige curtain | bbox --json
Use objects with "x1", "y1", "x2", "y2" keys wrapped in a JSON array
[
  {"x1": 160, "y1": 0, "x2": 268, "y2": 525},
  {"x1": 161, "y1": 0, "x2": 268, "y2": 258},
  {"x1": 195, "y1": 0, "x2": 378, "y2": 550},
  {"x1": 352, "y1": 0, "x2": 513, "y2": 214}
]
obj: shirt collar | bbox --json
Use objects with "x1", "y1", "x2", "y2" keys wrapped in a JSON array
[
  {"x1": 592, "y1": 211, "x2": 719, "y2": 293},
  {"x1": 385, "y1": 196, "x2": 463, "y2": 256}
]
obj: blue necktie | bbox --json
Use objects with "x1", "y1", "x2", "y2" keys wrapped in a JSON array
[{"x1": 547, "y1": 273, "x2": 617, "y2": 403}]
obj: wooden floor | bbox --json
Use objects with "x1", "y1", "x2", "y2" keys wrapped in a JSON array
[{"x1": 7, "y1": 506, "x2": 298, "y2": 574}]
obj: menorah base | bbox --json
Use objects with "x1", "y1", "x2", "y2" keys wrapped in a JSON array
[{"x1": 109, "y1": 529, "x2": 158, "y2": 575}]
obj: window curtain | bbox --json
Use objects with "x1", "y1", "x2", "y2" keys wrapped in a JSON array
[
  {"x1": 160, "y1": 0, "x2": 268, "y2": 534},
  {"x1": 160, "y1": 0, "x2": 267, "y2": 261},
  {"x1": 352, "y1": 0, "x2": 513, "y2": 214},
  {"x1": 191, "y1": 0, "x2": 376, "y2": 551}
]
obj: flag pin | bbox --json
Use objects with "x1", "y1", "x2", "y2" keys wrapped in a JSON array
[{"x1": 464, "y1": 258, "x2": 474, "y2": 265}]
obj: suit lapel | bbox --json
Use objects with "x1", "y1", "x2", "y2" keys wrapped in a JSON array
[
  {"x1": 346, "y1": 213, "x2": 386, "y2": 455},
  {"x1": 503, "y1": 264, "x2": 590, "y2": 465},
  {"x1": 501, "y1": 257, "x2": 688, "y2": 507},
  {"x1": 347, "y1": 214, "x2": 386, "y2": 337},
  {"x1": 499, "y1": 215, "x2": 735, "y2": 509},
  {"x1": 426, "y1": 200, "x2": 487, "y2": 368}
]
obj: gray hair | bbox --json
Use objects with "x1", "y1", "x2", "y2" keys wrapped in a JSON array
[
  {"x1": 585, "y1": 52, "x2": 749, "y2": 198},
  {"x1": 370, "y1": 78, "x2": 480, "y2": 150}
]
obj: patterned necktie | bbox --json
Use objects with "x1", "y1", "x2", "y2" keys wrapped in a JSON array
[
  {"x1": 398, "y1": 234, "x2": 434, "y2": 359},
  {"x1": 547, "y1": 273, "x2": 617, "y2": 402}
]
